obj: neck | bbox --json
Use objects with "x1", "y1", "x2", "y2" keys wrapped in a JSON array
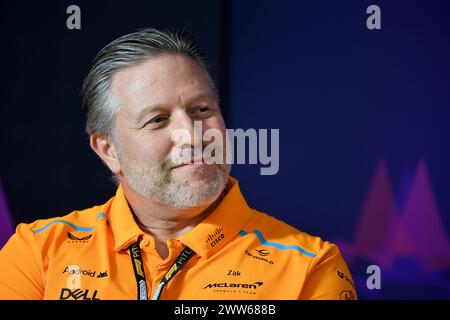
[{"x1": 121, "y1": 183, "x2": 227, "y2": 259}]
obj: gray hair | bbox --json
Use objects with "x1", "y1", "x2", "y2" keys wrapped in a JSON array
[{"x1": 81, "y1": 27, "x2": 218, "y2": 138}]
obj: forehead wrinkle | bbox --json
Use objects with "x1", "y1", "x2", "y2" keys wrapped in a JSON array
[{"x1": 112, "y1": 54, "x2": 214, "y2": 120}]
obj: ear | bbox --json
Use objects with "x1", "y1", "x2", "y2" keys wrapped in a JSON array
[{"x1": 90, "y1": 134, "x2": 121, "y2": 174}]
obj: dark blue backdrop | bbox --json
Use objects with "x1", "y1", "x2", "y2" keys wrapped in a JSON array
[{"x1": 227, "y1": 0, "x2": 450, "y2": 299}]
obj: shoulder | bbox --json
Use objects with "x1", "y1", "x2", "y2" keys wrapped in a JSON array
[
  {"x1": 15, "y1": 197, "x2": 113, "y2": 245},
  {"x1": 242, "y1": 209, "x2": 336, "y2": 259}
]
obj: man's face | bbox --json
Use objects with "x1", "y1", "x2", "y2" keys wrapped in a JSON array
[{"x1": 110, "y1": 54, "x2": 230, "y2": 208}]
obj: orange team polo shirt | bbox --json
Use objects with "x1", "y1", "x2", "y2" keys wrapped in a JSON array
[{"x1": 0, "y1": 177, "x2": 357, "y2": 300}]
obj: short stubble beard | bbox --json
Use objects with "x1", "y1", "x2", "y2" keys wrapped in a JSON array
[{"x1": 114, "y1": 137, "x2": 231, "y2": 208}]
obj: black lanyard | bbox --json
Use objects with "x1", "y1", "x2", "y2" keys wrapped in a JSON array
[{"x1": 129, "y1": 242, "x2": 195, "y2": 300}]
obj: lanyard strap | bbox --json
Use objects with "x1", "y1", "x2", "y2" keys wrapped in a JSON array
[
  {"x1": 129, "y1": 242, "x2": 148, "y2": 300},
  {"x1": 129, "y1": 242, "x2": 196, "y2": 300}
]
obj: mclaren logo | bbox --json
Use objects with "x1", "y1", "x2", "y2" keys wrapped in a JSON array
[
  {"x1": 67, "y1": 232, "x2": 92, "y2": 242},
  {"x1": 203, "y1": 282, "x2": 264, "y2": 290}
]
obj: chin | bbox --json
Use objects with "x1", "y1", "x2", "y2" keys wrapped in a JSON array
[
  {"x1": 172, "y1": 164, "x2": 217, "y2": 182},
  {"x1": 177, "y1": 175, "x2": 216, "y2": 190}
]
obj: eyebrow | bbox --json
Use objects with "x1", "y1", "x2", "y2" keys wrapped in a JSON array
[
  {"x1": 135, "y1": 104, "x2": 166, "y2": 124},
  {"x1": 135, "y1": 92, "x2": 215, "y2": 124}
]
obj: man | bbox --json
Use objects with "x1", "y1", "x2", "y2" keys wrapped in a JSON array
[{"x1": 0, "y1": 28, "x2": 357, "y2": 300}]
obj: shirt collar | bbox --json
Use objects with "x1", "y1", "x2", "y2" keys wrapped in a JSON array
[
  {"x1": 110, "y1": 177, "x2": 253, "y2": 258},
  {"x1": 110, "y1": 185, "x2": 145, "y2": 252},
  {"x1": 177, "y1": 177, "x2": 253, "y2": 258}
]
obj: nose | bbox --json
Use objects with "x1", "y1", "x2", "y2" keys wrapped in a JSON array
[{"x1": 170, "y1": 110, "x2": 203, "y2": 150}]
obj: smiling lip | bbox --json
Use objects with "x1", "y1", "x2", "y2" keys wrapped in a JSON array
[
  {"x1": 172, "y1": 162, "x2": 205, "y2": 170},
  {"x1": 171, "y1": 157, "x2": 212, "y2": 170}
]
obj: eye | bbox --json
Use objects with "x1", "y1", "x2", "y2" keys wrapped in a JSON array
[
  {"x1": 153, "y1": 115, "x2": 167, "y2": 123},
  {"x1": 191, "y1": 106, "x2": 214, "y2": 118},
  {"x1": 144, "y1": 114, "x2": 169, "y2": 129},
  {"x1": 198, "y1": 106, "x2": 210, "y2": 112}
]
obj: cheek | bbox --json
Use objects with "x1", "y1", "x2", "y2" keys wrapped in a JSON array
[
  {"x1": 133, "y1": 133, "x2": 174, "y2": 163},
  {"x1": 204, "y1": 116, "x2": 226, "y2": 137},
  {"x1": 202, "y1": 118, "x2": 228, "y2": 156}
]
